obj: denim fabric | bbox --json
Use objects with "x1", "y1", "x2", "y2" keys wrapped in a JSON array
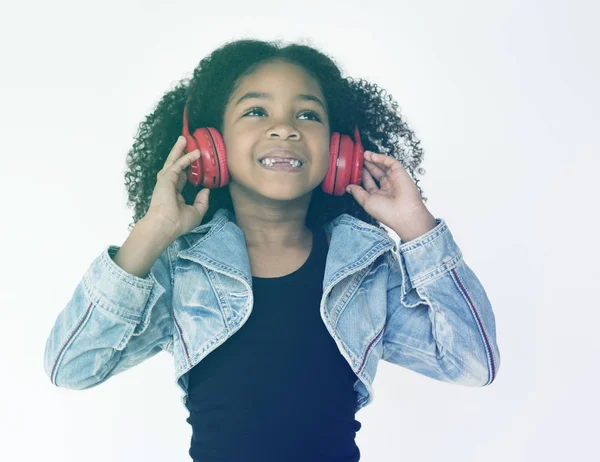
[{"x1": 44, "y1": 207, "x2": 500, "y2": 413}]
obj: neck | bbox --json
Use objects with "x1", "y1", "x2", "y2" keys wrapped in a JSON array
[
  {"x1": 237, "y1": 214, "x2": 311, "y2": 250},
  {"x1": 228, "y1": 183, "x2": 313, "y2": 250}
]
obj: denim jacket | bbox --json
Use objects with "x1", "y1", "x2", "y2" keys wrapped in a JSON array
[{"x1": 44, "y1": 207, "x2": 500, "y2": 414}]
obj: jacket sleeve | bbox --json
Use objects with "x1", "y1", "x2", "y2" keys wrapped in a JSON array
[
  {"x1": 43, "y1": 243, "x2": 175, "y2": 390},
  {"x1": 382, "y1": 218, "x2": 500, "y2": 386}
]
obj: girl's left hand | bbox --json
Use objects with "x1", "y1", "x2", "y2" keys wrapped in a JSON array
[{"x1": 346, "y1": 151, "x2": 429, "y2": 230}]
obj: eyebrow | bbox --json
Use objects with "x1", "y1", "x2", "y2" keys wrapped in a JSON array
[{"x1": 235, "y1": 91, "x2": 326, "y2": 112}]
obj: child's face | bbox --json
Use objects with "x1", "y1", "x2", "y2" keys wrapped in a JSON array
[{"x1": 221, "y1": 60, "x2": 331, "y2": 204}]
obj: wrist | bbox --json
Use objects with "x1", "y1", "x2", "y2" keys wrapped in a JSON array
[
  {"x1": 139, "y1": 213, "x2": 179, "y2": 242},
  {"x1": 391, "y1": 208, "x2": 438, "y2": 243}
]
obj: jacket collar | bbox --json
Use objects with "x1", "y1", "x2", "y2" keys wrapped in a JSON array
[{"x1": 177, "y1": 208, "x2": 396, "y2": 287}]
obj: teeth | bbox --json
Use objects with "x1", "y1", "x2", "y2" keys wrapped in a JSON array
[{"x1": 260, "y1": 158, "x2": 303, "y2": 167}]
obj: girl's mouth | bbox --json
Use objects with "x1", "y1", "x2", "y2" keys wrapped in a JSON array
[{"x1": 258, "y1": 159, "x2": 304, "y2": 172}]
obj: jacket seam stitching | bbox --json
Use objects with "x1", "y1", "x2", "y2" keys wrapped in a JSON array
[
  {"x1": 398, "y1": 220, "x2": 447, "y2": 254},
  {"x1": 50, "y1": 301, "x2": 94, "y2": 386},
  {"x1": 167, "y1": 243, "x2": 176, "y2": 350},
  {"x1": 449, "y1": 267, "x2": 495, "y2": 385},
  {"x1": 410, "y1": 251, "x2": 463, "y2": 288},
  {"x1": 358, "y1": 325, "x2": 385, "y2": 376}
]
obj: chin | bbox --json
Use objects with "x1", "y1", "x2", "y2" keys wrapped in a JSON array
[{"x1": 261, "y1": 189, "x2": 310, "y2": 202}]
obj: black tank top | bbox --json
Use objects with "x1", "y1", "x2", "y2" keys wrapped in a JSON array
[{"x1": 186, "y1": 225, "x2": 362, "y2": 461}]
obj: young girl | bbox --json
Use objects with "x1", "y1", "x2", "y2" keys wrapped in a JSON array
[{"x1": 44, "y1": 38, "x2": 500, "y2": 461}]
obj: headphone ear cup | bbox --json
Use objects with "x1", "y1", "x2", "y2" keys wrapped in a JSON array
[
  {"x1": 321, "y1": 132, "x2": 341, "y2": 195},
  {"x1": 187, "y1": 127, "x2": 229, "y2": 188},
  {"x1": 322, "y1": 131, "x2": 361, "y2": 196}
]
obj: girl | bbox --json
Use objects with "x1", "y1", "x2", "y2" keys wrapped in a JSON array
[{"x1": 44, "y1": 38, "x2": 500, "y2": 461}]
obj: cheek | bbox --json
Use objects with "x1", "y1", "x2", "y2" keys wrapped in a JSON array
[{"x1": 315, "y1": 155, "x2": 331, "y2": 177}]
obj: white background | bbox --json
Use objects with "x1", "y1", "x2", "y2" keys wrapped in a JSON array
[{"x1": 1, "y1": 0, "x2": 597, "y2": 460}]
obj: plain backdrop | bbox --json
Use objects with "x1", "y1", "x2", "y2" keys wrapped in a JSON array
[{"x1": 1, "y1": 0, "x2": 597, "y2": 461}]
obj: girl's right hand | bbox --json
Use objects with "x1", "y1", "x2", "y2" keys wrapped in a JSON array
[{"x1": 146, "y1": 136, "x2": 210, "y2": 239}]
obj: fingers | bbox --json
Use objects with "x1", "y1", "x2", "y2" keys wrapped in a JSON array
[
  {"x1": 157, "y1": 136, "x2": 200, "y2": 180},
  {"x1": 171, "y1": 148, "x2": 201, "y2": 174},
  {"x1": 165, "y1": 136, "x2": 194, "y2": 167},
  {"x1": 361, "y1": 165, "x2": 379, "y2": 192},
  {"x1": 364, "y1": 151, "x2": 410, "y2": 182},
  {"x1": 168, "y1": 136, "x2": 188, "y2": 161},
  {"x1": 364, "y1": 151, "x2": 395, "y2": 167},
  {"x1": 363, "y1": 158, "x2": 387, "y2": 182},
  {"x1": 160, "y1": 148, "x2": 201, "y2": 181}
]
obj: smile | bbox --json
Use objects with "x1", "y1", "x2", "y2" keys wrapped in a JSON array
[{"x1": 258, "y1": 159, "x2": 304, "y2": 172}]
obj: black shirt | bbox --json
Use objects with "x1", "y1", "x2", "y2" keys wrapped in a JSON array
[{"x1": 186, "y1": 225, "x2": 362, "y2": 461}]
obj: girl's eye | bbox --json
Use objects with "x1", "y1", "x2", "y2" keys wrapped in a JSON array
[{"x1": 243, "y1": 107, "x2": 321, "y2": 121}]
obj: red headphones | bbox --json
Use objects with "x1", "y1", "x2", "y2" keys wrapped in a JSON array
[{"x1": 181, "y1": 96, "x2": 364, "y2": 196}]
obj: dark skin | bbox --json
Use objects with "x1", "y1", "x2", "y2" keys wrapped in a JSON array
[{"x1": 221, "y1": 60, "x2": 331, "y2": 255}]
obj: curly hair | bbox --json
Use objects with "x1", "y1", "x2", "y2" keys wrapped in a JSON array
[{"x1": 123, "y1": 38, "x2": 428, "y2": 232}]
